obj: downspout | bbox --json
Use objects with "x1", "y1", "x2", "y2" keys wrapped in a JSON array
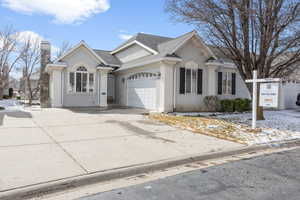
[
  {"x1": 61, "y1": 70, "x2": 64, "y2": 107},
  {"x1": 173, "y1": 66, "x2": 177, "y2": 111}
]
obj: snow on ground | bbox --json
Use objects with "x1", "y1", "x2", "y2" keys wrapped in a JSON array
[
  {"x1": 217, "y1": 110, "x2": 300, "y2": 132},
  {"x1": 0, "y1": 100, "x2": 25, "y2": 112},
  {"x1": 172, "y1": 110, "x2": 300, "y2": 145}
]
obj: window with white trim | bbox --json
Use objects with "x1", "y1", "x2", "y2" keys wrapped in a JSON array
[
  {"x1": 222, "y1": 72, "x2": 232, "y2": 95},
  {"x1": 69, "y1": 66, "x2": 94, "y2": 93},
  {"x1": 179, "y1": 67, "x2": 203, "y2": 95}
]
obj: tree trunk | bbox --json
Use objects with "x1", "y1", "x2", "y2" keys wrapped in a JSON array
[
  {"x1": 27, "y1": 77, "x2": 33, "y2": 106},
  {"x1": 0, "y1": 87, "x2": 3, "y2": 100},
  {"x1": 257, "y1": 106, "x2": 265, "y2": 120},
  {"x1": 0, "y1": 75, "x2": 4, "y2": 100}
]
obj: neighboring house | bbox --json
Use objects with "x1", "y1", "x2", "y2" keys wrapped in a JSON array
[
  {"x1": 9, "y1": 77, "x2": 20, "y2": 91},
  {"x1": 281, "y1": 67, "x2": 300, "y2": 109},
  {"x1": 45, "y1": 30, "x2": 250, "y2": 112}
]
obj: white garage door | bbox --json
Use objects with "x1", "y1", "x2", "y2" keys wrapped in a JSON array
[{"x1": 127, "y1": 78, "x2": 157, "y2": 110}]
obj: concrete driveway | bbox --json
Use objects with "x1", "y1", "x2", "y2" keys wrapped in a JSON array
[{"x1": 0, "y1": 107, "x2": 242, "y2": 193}]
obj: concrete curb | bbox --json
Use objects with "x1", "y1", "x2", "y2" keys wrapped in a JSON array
[{"x1": 1, "y1": 140, "x2": 299, "y2": 200}]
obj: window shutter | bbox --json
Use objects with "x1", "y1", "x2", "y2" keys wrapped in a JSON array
[
  {"x1": 232, "y1": 73, "x2": 236, "y2": 95},
  {"x1": 218, "y1": 72, "x2": 223, "y2": 95},
  {"x1": 197, "y1": 69, "x2": 203, "y2": 94},
  {"x1": 179, "y1": 68, "x2": 185, "y2": 94}
]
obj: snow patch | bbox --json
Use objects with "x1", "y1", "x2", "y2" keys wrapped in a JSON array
[
  {"x1": 0, "y1": 100, "x2": 25, "y2": 112},
  {"x1": 170, "y1": 110, "x2": 300, "y2": 145}
]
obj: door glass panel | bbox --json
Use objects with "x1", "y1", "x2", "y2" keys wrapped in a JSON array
[
  {"x1": 192, "y1": 69, "x2": 197, "y2": 93},
  {"x1": 186, "y1": 69, "x2": 191, "y2": 93},
  {"x1": 89, "y1": 73, "x2": 94, "y2": 93},
  {"x1": 82, "y1": 73, "x2": 87, "y2": 92},
  {"x1": 69, "y1": 72, "x2": 74, "y2": 93},
  {"x1": 76, "y1": 73, "x2": 82, "y2": 92}
]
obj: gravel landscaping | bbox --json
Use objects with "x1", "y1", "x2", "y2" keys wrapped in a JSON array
[{"x1": 150, "y1": 110, "x2": 300, "y2": 145}]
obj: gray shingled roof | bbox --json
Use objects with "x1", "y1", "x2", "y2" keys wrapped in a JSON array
[
  {"x1": 112, "y1": 33, "x2": 173, "y2": 53},
  {"x1": 97, "y1": 31, "x2": 234, "y2": 71},
  {"x1": 207, "y1": 45, "x2": 233, "y2": 63},
  {"x1": 93, "y1": 49, "x2": 121, "y2": 66},
  {"x1": 158, "y1": 31, "x2": 195, "y2": 56}
]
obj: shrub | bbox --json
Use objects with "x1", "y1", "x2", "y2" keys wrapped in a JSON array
[
  {"x1": 16, "y1": 96, "x2": 21, "y2": 100},
  {"x1": 204, "y1": 96, "x2": 220, "y2": 111},
  {"x1": 243, "y1": 98, "x2": 251, "y2": 111},
  {"x1": 8, "y1": 88, "x2": 13, "y2": 98},
  {"x1": 2, "y1": 95, "x2": 10, "y2": 99},
  {"x1": 234, "y1": 98, "x2": 251, "y2": 112},
  {"x1": 0, "y1": 106, "x2": 4, "y2": 110},
  {"x1": 220, "y1": 99, "x2": 235, "y2": 112}
]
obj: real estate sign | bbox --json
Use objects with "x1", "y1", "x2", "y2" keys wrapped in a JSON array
[{"x1": 259, "y1": 83, "x2": 279, "y2": 108}]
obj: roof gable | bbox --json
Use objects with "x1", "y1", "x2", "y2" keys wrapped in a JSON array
[
  {"x1": 158, "y1": 30, "x2": 217, "y2": 59},
  {"x1": 55, "y1": 41, "x2": 108, "y2": 65},
  {"x1": 111, "y1": 33, "x2": 172, "y2": 55}
]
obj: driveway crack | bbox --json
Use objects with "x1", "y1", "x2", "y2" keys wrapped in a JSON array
[
  {"x1": 31, "y1": 119, "x2": 89, "y2": 174},
  {"x1": 105, "y1": 120, "x2": 175, "y2": 143}
]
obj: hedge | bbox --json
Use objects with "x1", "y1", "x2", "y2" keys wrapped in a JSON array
[
  {"x1": 220, "y1": 99, "x2": 235, "y2": 112},
  {"x1": 220, "y1": 98, "x2": 251, "y2": 112},
  {"x1": 234, "y1": 98, "x2": 251, "y2": 112}
]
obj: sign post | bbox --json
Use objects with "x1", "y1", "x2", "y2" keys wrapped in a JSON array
[
  {"x1": 252, "y1": 70, "x2": 257, "y2": 129},
  {"x1": 246, "y1": 70, "x2": 280, "y2": 129}
]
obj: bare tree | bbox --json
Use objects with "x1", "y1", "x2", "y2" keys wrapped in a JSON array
[
  {"x1": 0, "y1": 26, "x2": 21, "y2": 99},
  {"x1": 19, "y1": 37, "x2": 40, "y2": 105},
  {"x1": 55, "y1": 41, "x2": 72, "y2": 59},
  {"x1": 166, "y1": 0, "x2": 300, "y2": 120}
]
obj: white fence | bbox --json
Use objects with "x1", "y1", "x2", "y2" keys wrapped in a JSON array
[{"x1": 282, "y1": 81, "x2": 300, "y2": 109}]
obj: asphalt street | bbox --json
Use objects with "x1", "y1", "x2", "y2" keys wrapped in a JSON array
[{"x1": 79, "y1": 148, "x2": 300, "y2": 200}]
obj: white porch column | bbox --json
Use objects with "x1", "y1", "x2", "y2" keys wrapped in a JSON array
[
  {"x1": 159, "y1": 61, "x2": 175, "y2": 113},
  {"x1": 50, "y1": 69, "x2": 63, "y2": 108},
  {"x1": 206, "y1": 62, "x2": 219, "y2": 96},
  {"x1": 46, "y1": 64, "x2": 66, "y2": 108},
  {"x1": 98, "y1": 67, "x2": 113, "y2": 107}
]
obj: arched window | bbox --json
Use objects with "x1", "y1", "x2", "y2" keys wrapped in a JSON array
[
  {"x1": 77, "y1": 66, "x2": 87, "y2": 72},
  {"x1": 69, "y1": 66, "x2": 94, "y2": 93}
]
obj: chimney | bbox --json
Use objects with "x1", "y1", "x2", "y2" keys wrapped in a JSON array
[
  {"x1": 40, "y1": 41, "x2": 51, "y2": 108},
  {"x1": 41, "y1": 41, "x2": 51, "y2": 66}
]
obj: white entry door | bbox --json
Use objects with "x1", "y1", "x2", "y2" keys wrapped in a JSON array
[{"x1": 127, "y1": 78, "x2": 157, "y2": 110}]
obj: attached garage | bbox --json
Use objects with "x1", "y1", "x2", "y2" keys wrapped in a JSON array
[{"x1": 127, "y1": 72, "x2": 159, "y2": 110}]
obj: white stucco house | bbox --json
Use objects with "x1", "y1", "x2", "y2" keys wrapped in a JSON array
[{"x1": 45, "y1": 30, "x2": 250, "y2": 112}]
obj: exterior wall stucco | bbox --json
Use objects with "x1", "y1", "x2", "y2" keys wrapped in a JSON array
[
  {"x1": 114, "y1": 38, "x2": 250, "y2": 112},
  {"x1": 60, "y1": 46, "x2": 101, "y2": 107},
  {"x1": 114, "y1": 44, "x2": 152, "y2": 63},
  {"x1": 174, "y1": 39, "x2": 211, "y2": 111},
  {"x1": 174, "y1": 38, "x2": 250, "y2": 111}
]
